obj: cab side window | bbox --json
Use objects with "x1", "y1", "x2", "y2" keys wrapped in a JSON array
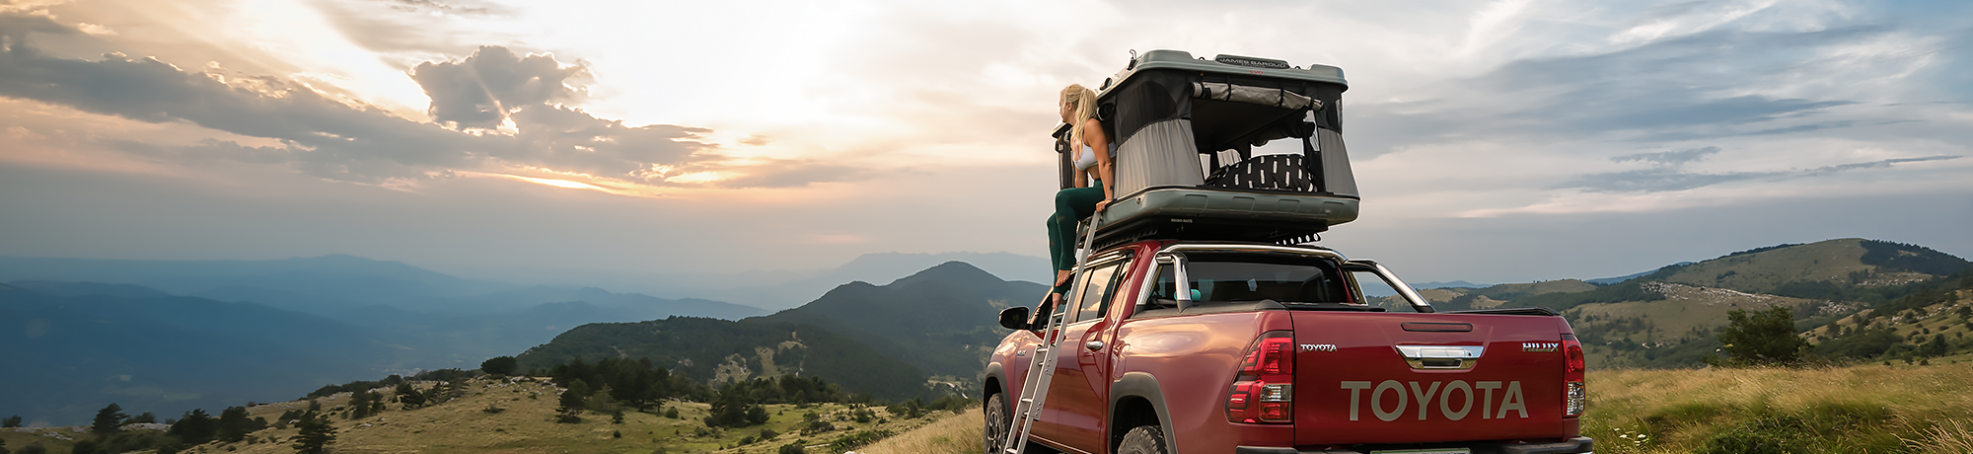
[{"x1": 1069, "y1": 262, "x2": 1123, "y2": 323}]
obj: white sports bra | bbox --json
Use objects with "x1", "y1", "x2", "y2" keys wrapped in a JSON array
[{"x1": 1074, "y1": 145, "x2": 1099, "y2": 170}]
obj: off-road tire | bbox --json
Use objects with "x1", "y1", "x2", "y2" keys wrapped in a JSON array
[
  {"x1": 1116, "y1": 425, "x2": 1168, "y2": 454},
  {"x1": 986, "y1": 392, "x2": 1060, "y2": 454},
  {"x1": 985, "y1": 393, "x2": 1012, "y2": 454}
]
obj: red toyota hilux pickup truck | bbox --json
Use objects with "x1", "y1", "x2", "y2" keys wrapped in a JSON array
[{"x1": 985, "y1": 241, "x2": 1593, "y2": 454}]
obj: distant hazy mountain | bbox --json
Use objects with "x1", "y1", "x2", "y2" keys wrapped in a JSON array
[
  {"x1": 0, "y1": 255, "x2": 512, "y2": 315},
  {"x1": 0, "y1": 283, "x2": 388, "y2": 426},
  {"x1": 693, "y1": 252, "x2": 1050, "y2": 312},
  {"x1": 0, "y1": 254, "x2": 775, "y2": 426},
  {"x1": 1412, "y1": 280, "x2": 1486, "y2": 289}
]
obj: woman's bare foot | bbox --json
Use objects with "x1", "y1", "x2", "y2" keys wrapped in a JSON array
[{"x1": 1054, "y1": 270, "x2": 1074, "y2": 287}]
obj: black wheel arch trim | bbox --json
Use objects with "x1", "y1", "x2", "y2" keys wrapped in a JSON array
[
  {"x1": 1109, "y1": 371, "x2": 1178, "y2": 454},
  {"x1": 984, "y1": 362, "x2": 1007, "y2": 397}
]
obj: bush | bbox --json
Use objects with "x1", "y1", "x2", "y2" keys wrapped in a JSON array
[
  {"x1": 1701, "y1": 416, "x2": 1806, "y2": 454},
  {"x1": 779, "y1": 440, "x2": 807, "y2": 454},
  {"x1": 828, "y1": 430, "x2": 893, "y2": 451}
]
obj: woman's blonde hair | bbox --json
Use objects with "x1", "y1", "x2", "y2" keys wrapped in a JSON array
[{"x1": 1060, "y1": 84, "x2": 1098, "y2": 148}]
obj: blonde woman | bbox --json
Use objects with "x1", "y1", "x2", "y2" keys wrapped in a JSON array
[{"x1": 1044, "y1": 84, "x2": 1116, "y2": 306}]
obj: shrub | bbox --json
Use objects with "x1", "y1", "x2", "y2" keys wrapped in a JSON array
[
  {"x1": 779, "y1": 439, "x2": 807, "y2": 454},
  {"x1": 1700, "y1": 416, "x2": 1806, "y2": 454},
  {"x1": 828, "y1": 430, "x2": 893, "y2": 451}
]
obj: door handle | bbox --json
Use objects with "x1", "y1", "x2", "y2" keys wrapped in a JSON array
[{"x1": 1085, "y1": 340, "x2": 1104, "y2": 351}]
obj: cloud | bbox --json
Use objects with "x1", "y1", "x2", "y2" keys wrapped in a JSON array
[
  {"x1": 410, "y1": 46, "x2": 589, "y2": 129},
  {"x1": 1612, "y1": 146, "x2": 1721, "y2": 165},
  {"x1": 1349, "y1": 25, "x2": 1902, "y2": 156},
  {"x1": 1556, "y1": 155, "x2": 1961, "y2": 193},
  {"x1": 0, "y1": 11, "x2": 874, "y2": 192}
]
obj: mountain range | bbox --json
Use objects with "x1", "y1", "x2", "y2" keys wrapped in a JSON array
[
  {"x1": 0, "y1": 255, "x2": 764, "y2": 426},
  {"x1": 8, "y1": 238, "x2": 1968, "y2": 427},
  {"x1": 1377, "y1": 239, "x2": 1973, "y2": 368}
]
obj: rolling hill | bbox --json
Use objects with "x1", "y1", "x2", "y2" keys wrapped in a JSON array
[
  {"x1": 513, "y1": 262, "x2": 1044, "y2": 402},
  {"x1": 1407, "y1": 239, "x2": 1973, "y2": 369}
]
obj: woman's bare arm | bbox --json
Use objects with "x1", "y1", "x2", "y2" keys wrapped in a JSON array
[{"x1": 1086, "y1": 117, "x2": 1116, "y2": 210}]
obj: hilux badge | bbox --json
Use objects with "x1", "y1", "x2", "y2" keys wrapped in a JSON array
[
  {"x1": 1523, "y1": 342, "x2": 1559, "y2": 352},
  {"x1": 1300, "y1": 344, "x2": 1337, "y2": 352}
]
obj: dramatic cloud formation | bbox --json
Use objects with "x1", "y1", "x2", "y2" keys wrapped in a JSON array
[
  {"x1": 411, "y1": 46, "x2": 589, "y2": 129},
  {"x1": 0, "y1": 12, "x2": 869, "y2": 191},
  {"x1": 1, "y1": 0, "x2": 1968, "y2": 287}
]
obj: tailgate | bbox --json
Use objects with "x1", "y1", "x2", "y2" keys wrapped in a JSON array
[{"x1": 1292, "y1": 312, "x2": 1570, "y2": 445}]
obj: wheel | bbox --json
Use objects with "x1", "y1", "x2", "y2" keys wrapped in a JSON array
[
  {"x1": 1116, "y1": 425, "x2": 1168, "y2": 454},
  {"x1": 985, "y1": 393, "x2": 1057, "y2": 454},
  {"x1": 985, "y1": 393, "x2": 1011, "y2": 454}
]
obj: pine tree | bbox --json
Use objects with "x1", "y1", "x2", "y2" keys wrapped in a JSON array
[
  {"x1": 1, "y1": 415, "x2": 20, "y2": 428},
  {"x1": 91, "y1": 403, "x2": 127, "y2": 435},
  {"x1": 1715, "y1": 306, "x2": 1808, "y2": 365},
  {"x1": 291, "y1": 417, "x2": 337, "y2": 454},
  {"x1": 217, "y1": 406, "x2": 254, "y2": 443},
  {"x1": 168, "y1": 409, "x2": 217, "y2": 445},
  {"x1": 560, "y1": 379, "x2": 591, "y2": 414},
  {"x1": 480, "y1": 356, "x2": 519, "y2": 376},
  {"x1": 395, "y1": 382, "x2": 426, "y2": 408}
]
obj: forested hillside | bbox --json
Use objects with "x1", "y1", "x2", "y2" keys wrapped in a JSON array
[
  {"x1": 512, "y1": 316, "x2": 932, "y2": 401},
  {"x1": 749, "y1": 262, "x2": 1046, "y2": 390},
  {"x1": 513, "y1": 262, "x2": 1042, "y2": 402},
  {"x1": 1402, "y1": 239, "x2": 1973, "y2": 369}
]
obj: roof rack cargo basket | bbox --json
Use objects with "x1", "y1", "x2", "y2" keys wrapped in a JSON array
[{"x1": 1055, "y1": 49, "x2": 1359, "y2": 246}]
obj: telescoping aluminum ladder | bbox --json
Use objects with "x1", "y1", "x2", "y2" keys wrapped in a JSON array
[{"x1": 999, "y1": 216, "x2": 1103, "y2": 454}]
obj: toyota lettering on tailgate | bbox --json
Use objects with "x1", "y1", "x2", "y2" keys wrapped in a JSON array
[{"x1": 1339, "y1": 380, "x2": 1528, "y2": 422}]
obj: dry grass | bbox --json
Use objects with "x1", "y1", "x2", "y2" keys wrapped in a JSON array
[
  {"x1": 156, "y1": 376, "x2": 942, "y2": 454},
  {"x1": 847, "y1": 364, "x2": 1973, "y2": 454},
  {"x1": 1904, "y1": 419, "x2": 1973, "y2": 454},
  {"x1": 853, "y1": 409, "x2": 981, "y2": 454},
  {"x1": 1583, "y1": 363, "x2": 1973, "y2": 453}
]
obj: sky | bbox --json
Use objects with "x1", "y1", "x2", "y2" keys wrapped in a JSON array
[{"x1": 1, "y1": 0, "x2": 1969, "y2": 293}]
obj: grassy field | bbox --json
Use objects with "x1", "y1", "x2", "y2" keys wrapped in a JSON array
[
  {"x1": 856, "y1": 410, "x2": 982, "y2": 454},
  {"x1": 1582, "y1": 364, "x2": 1973, "y2": 454},
  {"x1": 15, "y1": 364, "x2": 1972, "y2": 453},
  {"x1": 858, "y1": 364, "x2": 1973, "y2": 454},
  {"x1": 80, "y1": 376, "x2": 959, "y2": 454}
]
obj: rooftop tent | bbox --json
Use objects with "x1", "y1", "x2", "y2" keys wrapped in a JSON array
[{"x1": 1055, "y1": 50, "x2": 1361, "y2": 246}]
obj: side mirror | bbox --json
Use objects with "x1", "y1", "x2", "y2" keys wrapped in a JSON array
[{"x1": 998, "y1": 306, "x2": 1032, "y2": 330}]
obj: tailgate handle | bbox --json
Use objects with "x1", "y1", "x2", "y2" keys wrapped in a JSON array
[
  {"x1": 1395, "y1": 345, "x2": 1484, "y2": 370},
  {"x1": 1402, "y1": 322, "x2": 1472, "y2": 332}
]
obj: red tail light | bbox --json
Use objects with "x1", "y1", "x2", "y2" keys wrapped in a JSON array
[
  {"x1": 1228, "y1": 331, "x2": 1295, "y2": 424},
  {"x1": 1562, "y1": 334, "x2": 1585, "y2": 417}
]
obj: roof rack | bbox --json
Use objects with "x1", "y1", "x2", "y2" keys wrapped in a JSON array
[{"x1": 1056, "y1": 50, "x2": 1360, "y2": 246}]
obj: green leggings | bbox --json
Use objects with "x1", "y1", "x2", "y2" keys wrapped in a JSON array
[{"x1": 1046, "y1": 180, "x2": 1104, "y2": 294}]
